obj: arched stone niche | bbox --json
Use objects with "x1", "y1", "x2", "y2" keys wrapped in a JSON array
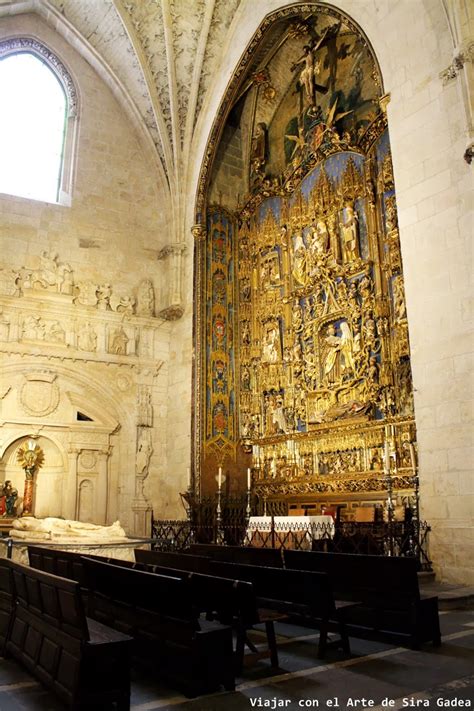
[
  {"x1": 193, "y1": 2, "x2": 417, "y2": 518},
  {"x1": 0, "y1": 366, "x2": 121, "y2": 524}
]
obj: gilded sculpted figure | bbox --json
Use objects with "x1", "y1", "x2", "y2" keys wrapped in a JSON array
[
  {"x1": 292, "y1": 232, "x2": 307, "y2": 285},
  {"x1": 262, "y1": 325, "x2": 279, "y2": 363},
  {"x1": 341, "y1": 205, "x2": 360, "y2": 262},
  {"x1": 339, "y1": 321, "x2": 356, "y2": 376},
  {"x1": 292, "y1": 302, "x2": 304, "y2": 333},
  {"x1": 322, "y1": 324, "x2": 342, "y2": 384}
]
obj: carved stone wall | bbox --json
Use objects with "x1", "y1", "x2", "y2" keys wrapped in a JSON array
[{"x1": 0, "y1": 13, "x2": 177, "y2": 530}]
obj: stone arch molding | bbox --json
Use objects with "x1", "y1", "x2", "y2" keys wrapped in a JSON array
[
  {"x1": 0, "y1": 35, "x2": 79, "y2": 205},
  {"x1": 0, "y1": 35, "x2": 78, "y2": 117}
]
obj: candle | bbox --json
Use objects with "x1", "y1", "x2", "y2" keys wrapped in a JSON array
[
  {"x1": 247, "y1": 467, "x2": 251, "y2": 490},
  {"x1": 218, "y1": 466, "x2": 222, "y2": 489},
  {"x1": 384, "y1": 438, "x2": 390, "y2": 474}
]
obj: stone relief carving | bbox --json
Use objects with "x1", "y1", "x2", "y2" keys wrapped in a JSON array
[
  {"x1": 0, "y1": 311, "x2": 10, "y2": 341},
  {"x1": 19, "y1": 372, "x2": 60, "y2": 417},
  {"x1": 22, "y1": 252, "x2": 73, "y2": 295},
  {"x1": 136, "y1": 426, "x2": 153, "y2": 477},
  {"x1": 137, "y1": 384, "x2": 153, "y2": 427},
  {"x1": 110, "y1": 293, "x2": 135, "y2": 315},
  {"x1": 77, "y1": 323, "x2": 97, "y2": 352},
  {"x1": 108, "y1": 325, "x2": 129, "y2": 356},
  {"x1": 21, "y1": 315, "x2": 66, "y2": 344},
  {"x1": 136, "y1": 279, "x2": 155, "y2": 316},
  {"x1": 79, "y1": 450, "x2": 98, "y2": 470},
  {"x1": 0, "y1": 268, "x2": 21, "y2": 297}
]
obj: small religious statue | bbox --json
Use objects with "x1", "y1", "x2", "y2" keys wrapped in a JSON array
[
  {"x1": 292, "y1": 232, "x2": 307, "y2": 286},
  {"x1": 136, "y1": 429, "x2": 153, "y2": 478},
  {"x1": 110, "y1": 325, "x2": 129, "y2": 355},
  {"x1": 341, "y1": 205, "x2": 360, "y2": 263},
  {"x1": 291, "y1": 43, "x2": 327, "y2": 107},
  {"x1": 77, "y1": 322, "x2": 97, "y2": 352},
  {"x1": 250, "y1": 122, "x2": 268, "y2": 176},
  {"x1": 0, "y1": 480, "x2": 18, "y2": 517},
  {"x1": 16, "y1": 439, "x2": 44, "y2": 516},
  {"x1": 136, "y1": 279, "x2": 155, "y2": 317},
  {"x1": 97, "y1": 283, "x2": 111, "y2": 310}
]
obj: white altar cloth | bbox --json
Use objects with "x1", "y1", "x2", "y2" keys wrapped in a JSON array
[{"x1": 246, "y1": 515, "x2": 334, "y2": 548}]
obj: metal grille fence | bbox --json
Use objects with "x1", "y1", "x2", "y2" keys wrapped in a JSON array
[{"x1": 151, "y1": 516, "x2": 432, "y2": 570}]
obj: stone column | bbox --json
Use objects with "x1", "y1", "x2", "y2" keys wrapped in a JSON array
[
  {"x1": 96, "y1": 448, "x2": 110, "y2": 525},
  {"x1": 64, "y1": 447, "x2": 79, "y2": 520}
]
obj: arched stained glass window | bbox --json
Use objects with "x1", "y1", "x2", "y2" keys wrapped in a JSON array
[{"x1": 0, "y1": 52, "x2": 67, "y2": 203}]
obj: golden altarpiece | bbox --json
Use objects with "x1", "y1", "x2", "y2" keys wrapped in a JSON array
[{"x1": 193, "y1": 4, "x2": 417, "y2": 521}]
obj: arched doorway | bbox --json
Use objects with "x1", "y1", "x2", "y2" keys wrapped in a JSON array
[{"x1": 193, "y1": 3, "x2": 418, "y2": 522}]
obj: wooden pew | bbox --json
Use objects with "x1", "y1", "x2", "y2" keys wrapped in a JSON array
[
  {"x1": 139, "y1": 549, "x2": 212, "y2": 573},
  {"x1": 207, "y1": 560, "x2": 356, "y2": 659},
  {"x1": 0, "y1": 558, "x2": 14, "y2": 655},
  {"x1": 4, "y1": 560, "x2": 131, "y2": 710},
  {"x1": 28, "y1": 544, "x2": 87, "y2": 586},
  {"x1": 82, "y1": 556, "x2": 235, "y2": 696},
  {"x1": 134, "y1": 556, "x2": 287, "y2": 672},
  {"x1": 188, "y1": 544, "x2": 284, "y2": 567},
  {"x1": 283, "y1": 550, "x2": 441, "y2": 649}
]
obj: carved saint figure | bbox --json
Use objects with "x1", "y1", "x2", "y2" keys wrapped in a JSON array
[
  {"x1": 0, "y1": 480, "x2": 18, "y2": 517},
  {"x1": 292, "y1": 232, "x2": 307, "y2": 286},
  {"x1": 341, "y1": 205, "x2": 360, "y2": 263},
  {"x1": 393, "y1": 276, "x2": 407, "y2": 322},
  {"x1": 340, "y1": 321, "x2": 355, "y2": 377},
  {"x1": 292, "y1": 301, "x2": 304, "y2": 333},
  {"x1": 271, "y1": 394, "x2": 287, "y2": 434},
  {"x1": 241, "y1": 365, "x2": 251, "y2": 391},
  {"x1": 136, "y1": 430, "x2": 153, "y2": 477},
  {"x1": 322, "y1": 323, "x2": 342, "y2": 384},
  {"x1": 78, "y1": 323, "x2": 97, "y2": 352},
  {"x1": 250, "y1": 122, "x2": 267, "y2": 173},
  {"x1": 136, "y1": 279, "x2": 155, "y2": 316},
  {"x1": 47, "y1": 321, "x2": 65, "y2": 344},
  {"x1": 262, "y1": 325, "x2": 279, "y2": 363},
  {"x1": 110, "y1": 326, "x2": 129, "y2": 355}
]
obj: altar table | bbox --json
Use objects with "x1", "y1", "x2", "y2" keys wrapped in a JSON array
[{"x1": 246, "y1": 515, "x2": 334, "y2": 549}]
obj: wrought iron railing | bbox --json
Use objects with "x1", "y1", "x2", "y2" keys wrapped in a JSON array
[{"x1": 151, "y1": 516, "x2": 433, "y2": 570}]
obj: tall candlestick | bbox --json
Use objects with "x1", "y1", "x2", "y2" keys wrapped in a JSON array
[
  {"x1": 247, "y1": 467, "x2": 251, "y2": 490},
  {"x1": 384, "y1": 439, "x2": 390, "y2": 474},
  {"x1": 218, "y1": 466, "x2": 222, "y2": 489}
]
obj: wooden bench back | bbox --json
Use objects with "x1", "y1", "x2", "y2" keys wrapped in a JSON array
[
  {"x1": 188, "y1": 544, "x2": 284, "y2": 568},
  {"x1": 284, "y1": 550, "x2": 420, "y2": 608},
  {"x1": 11, "y1": 561, "x2": 89, "y2": 641},
  {"x1": 0, "y1": 558, "x2": 14, "y2": 650},
  {"x1": 82, "y1": 556, "x2": 197, "y2": 623},
  {"x1": 208, "y1": 560, "x2": 334, "y2": 616},
  {"x1": 28, "y1": 545, "x2": 86, "y2": 586},
  {"x1": 95, "y1": 557, "x2": 260, "y2": 628},
  {"x1": 135, "y1": 548, "x2": 211, "y2": 573}
]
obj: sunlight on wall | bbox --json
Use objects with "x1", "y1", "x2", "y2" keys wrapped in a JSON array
[{"x1": 0, "y1": 52, "x2": 66, "y2": 203}]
